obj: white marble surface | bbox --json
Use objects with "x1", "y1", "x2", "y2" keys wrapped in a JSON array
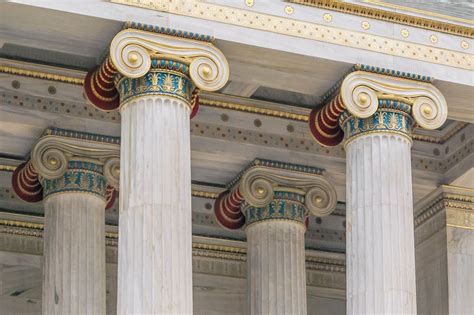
[
  {"x1": 447, "y1": 227, "x2": 474, "y2": 315},
  {"x1": 42, "y1": 193, "x2": 106, "y2": 315},
  {"x1": 117, "y1": 96, "x2": 193, "y2": 314},
  {"x1": 246, "y1": 220, "x2": 307, "y2": 315},
  {"x1": 346, "y1": 134, "x2": 417, "y2": 314}
]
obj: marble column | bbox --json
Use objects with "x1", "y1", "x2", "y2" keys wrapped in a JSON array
[
  {"x1": 336, "y1": 71, "x2": 448, "y2": 314},
  {"x1": 41, "y1": 163, "x2": 107, "y2": 315},
  {"x1": 309, "y1": 68, "x2": 448, "y2": 314},
  {"x1": 11, "y1": 128, "x2": 121, "y2": 315},
  {"x1": 97, "y1": 26, "x2": 229, "y2": 314},
  {"x1": 244, "y1": 192, "x2": 308, "y2": 315},
  {"x1": 213, "y1": 159, "x2": 337, "y2": 315},
  {"x1": 344, "y1": 130, "x2": 416, "y2": 314}
]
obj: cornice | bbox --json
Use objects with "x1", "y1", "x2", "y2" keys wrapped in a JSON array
[
  {"x1": 363, "y1": 0, "x2": 474, "y2": 26},
  {"x1": 0, "y1": 63, "x2": 467, "y2": 145},
  {"x1": 414, "y1": 185, "x2": 474, "y2": 230},
  {"x1": 289, "y1": 0, "x2": 474, "y2": 38},
  {"x1": 110, "y1": 0, "x2": 473, "y2": 70}
]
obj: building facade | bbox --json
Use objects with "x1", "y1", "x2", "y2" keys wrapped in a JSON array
[{"x1": 0, "y1": 0, "x2": 472, "y2": 314}]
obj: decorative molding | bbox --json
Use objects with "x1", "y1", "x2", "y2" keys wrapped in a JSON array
[
  {"x1": 110, "y1": 0, "x2": 474, "y2": 70},
  {"x1": 340, "y1": 100, "x2": 414, "y2": 146},
  {"x1": 364, "y1": 0, "x2": 474, "y2": 26},
  {"x1": 198, "y1": 98, "x2": 309, "y2": 122},
  {"x1": 0, "y1": 65, "x2": 84, "y2": 85},
  {"x1": 0, "y1": 64, "x2": 465, "y2": 145},
  {"x1": 415, "y1": 185, "x2": 474, "y2": 230},
  {"x1": 115, "y1": 59, "x2": 194, "y2": 107},
  {"x1": 288, "y1": 0, "x2": 474, "y2": 37},
  {"x1": 214, "y1": 158, "x2": 337, "y2": 229},
  {"x1": 192, "y1": 190, "x2": 220, "y2": 199},
  {"x1": 0, "y1": 216, "x2": 346, "y2": 279},
  {"x1": 0, "y1": 165, "x2": 16, "y2": 172},
  {"x1": 41, "y1": 162, "x2": 107, "y2": 200},
  {"x1": 242, "y1": 191, "x2": 307, "y2": 226},
  {"x1": 42, "y1": 128, "x2": 120, "y2": 144}
]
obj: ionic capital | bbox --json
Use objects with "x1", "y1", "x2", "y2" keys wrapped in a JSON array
[
  {"x1": 214, "y1": 159, "x2": 337, "y2": 229},
  {"x1": 84, "y1": 23, "x2": 229, "y2": 115},
  {"x1": 12, "y1": 128, "x2": 120, "y2": 206},
  {"x1": 341, "y1": 70, "x2": 447, "y2": 129},
  {"x1": 309, "y1": 65, "x2": 448, "y2": 147}
]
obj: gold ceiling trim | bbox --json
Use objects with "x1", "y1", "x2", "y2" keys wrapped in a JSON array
[
  {"x1": 364, "y1": 0, "x2": 474, "y2": 26},
  {"x1": 412, "y1": 122, "x2": 468, "y2": 144},
  {"x1": 0, "y1": 66, "x2": 84, "y2": 85},
  {"x1": 0, "y1": 165, "x2": 16, "y2": 172},
  {"x1": 110, "y1": 0, "x2": 473, "y2": 70},
  {"x1": 191, "y1": 190, "x2": 220, "y2": 199},
  {"x1": 0, "y1": 64, "x2": 466, "y2": 145},
  {"x1": 289, "y1": 0, "x2": 474, "y2": 36},
  {"x1": 447, "y1": 223, "x2": 474, "y2": 231},
  {"x1": 199, "y1": 99, "x2": 309, "y2": 122}
]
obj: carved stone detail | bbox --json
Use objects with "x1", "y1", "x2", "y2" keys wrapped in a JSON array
[
  {"x1": 12, "y1": 128, "x2": 120, "y2": 205},
  {"x1": 214, "y1": 159, "x2": 337, "y2": 229},
  {"x1": 309, "y1": 66, "x2": 448, "y2": 147},
  {"x1": 110, "y1": 28, "x2": 229, "y2": 91}
]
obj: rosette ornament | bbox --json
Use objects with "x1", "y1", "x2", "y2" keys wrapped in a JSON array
[
  {"x1": 84, "y1": 23, "x2": 229, "y2": 117},
  {"x1": 309, "y1": 66, "x2": 448, "y2": 146},
  {"x1": 12, "y1": 128, "x2": 121, "y2": 208},
  {"x1": 214, "y1": 159, "x2": 337, "y2": 229}
]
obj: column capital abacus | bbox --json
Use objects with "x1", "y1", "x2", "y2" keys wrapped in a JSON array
[
  {"x1": 12, "y1": 128, "x2": 120, "y2": 206},
  {"x1": 84, "y1": 22, "x2": 229, "y2": 117},
  {"x1": 214, "y1": 159, "x2": 337, "y2": 229},
  {"x1": 309, "y1": 65, "x2": 448, "y2": 146}
]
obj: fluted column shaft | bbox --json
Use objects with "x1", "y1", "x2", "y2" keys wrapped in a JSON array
[
  {"x1": 117, "y1": 62, "x2": 193, "y2": 314},
  {"x1": 247, "y1": 220, "x2": 307, "y2": 315},
  {"x1": 41, "y1": 161, "x2": 108, "y2": 315},
  {"x1": 243, "y1": 191, "x2": 309, "y2": 315},
  {"x1": 43, "y1": 194, "x2": 106, "y2": 314},
  {"x1": 342, "y1": 102, "x2": 417, "y2": 314}
]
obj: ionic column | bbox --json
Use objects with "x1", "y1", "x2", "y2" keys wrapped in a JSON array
[
  {"x1": 11, "y1": 128, "x2": 120, "y2": 314},
  {"x1": 85, "y1": 24, "x2": 229, "y2": 314},
  {"x1": 309, "y1": 67, "x2": 448, "y2": 314},
  {"x1": 214, "y1": 159, "x2": 337, "y2": 315}
]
